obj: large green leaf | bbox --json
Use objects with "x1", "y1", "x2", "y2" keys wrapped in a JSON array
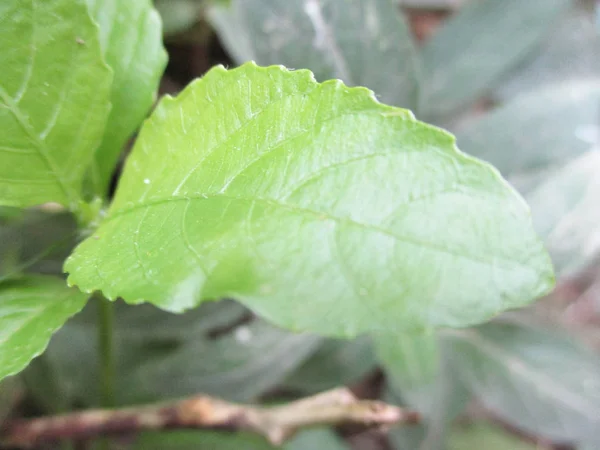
[
  {"x1": 284, "y1": 337, "x2": 376, "y2": 394},
  {"x1": 65, "y1": 63, "x2": 553, "y2": 337},
  {"x1": 209, "y1": 0, "x2": 420, "y2": 108},
  {"x1": 419, "y1": 0, "x2": 570, "y2": 119},
  {"x1": 85, "y1": 0, "x2": 167, "y2": 197},
  {"x1": 445, "y1": 323, "x2": 600, "y2": 443},
  {"x1": 456, "y1": 81, "x2": 600, "y2": 191},
  {"x1": 0, "y1": 0, "x2": 112, "y2": 209},
  {"x1": 0, "y1": 276, "x2": 88, "y2": 382}
]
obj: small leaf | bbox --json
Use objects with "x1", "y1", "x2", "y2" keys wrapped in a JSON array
[
  {"x1": 420, "y1": 0, "x2": 570, "y2": 119},
  {"x1": 445, "y1": 322, "x2": 600, "y2": 442},
  {"x1": 209, "y1": 0, "x2": 420, "y2": 108},
  {"x1": 65, "y1": 63, "x2": 553, "y2": 337},
  {"x1": 525, "y1": 150, "x2": 600, "y2": 278},
  {"x1": 380, "y1": 333, "x2": 470, "y2": 450},
  {"x1": 85, "y1": 0, "x2": 168, "y2": 197},
  {"x1": 284, "y1": 337, "x2": 376, "y2": 394},
  {"x1": 456, "y1": 81, "x2": 600, "y2": 190},
  {"x1": 0, "y1": 276, "x2": 88, "y2": 382},
  {"x1": 497, "y1": 1, "x2": 600, "y2": 100},
  {"x1": 0, "y1": 0, "x2": 112, "y2": 209},
  {"x1": 449, "y1": 422, "x2": 536, "y2": 450}
]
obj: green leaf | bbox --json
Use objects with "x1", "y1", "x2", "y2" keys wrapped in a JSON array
[
  {"x1": 0, "y1": 275, "x2": 88, "y2": 382},
  {"x1": 449, "y1": 422, "x2": 536, "y2": 450},
  {"x1": 380, "y1": 333, "x2": 469, "y2": 450},
  {"x1": 445, "y1": 323, "x2": 600, "y2": 443},
  {"x1": 284, "y1": 337, "x2": 376, "y2": 394},
  {"x1": 32, "y1": 300, "x2": 318, "y2": 406},
  {"x1": 0, "y1": 209, "x2": 78, "y2": 281},
  {"x1": 133, "y1": 430, "x2": 277, "y2": 450},
  {"x1": 525, "y1": 150, "x2": 600, "y2": 278},
  {"x1": 209, "y1": 0, "x2": 419, "y2": 108},
  {"x1": 456, "y1": 81, "x2": 600, "y2": 191},
  {"x1": 85, "y1": 0, "x2": 167, "y2": 197},
  {"x1": 65, "y1": 63, "x2": 553, "y2": 337},
  {"x1": 497, "y1": 1, "x2": 600, "y2": 100},
  {"x1": 286, "y1": 428, "x2": 349, "y2": 450},
  {"x1": 420, "y1": 0, "x2": 570, "y2": 119},
  {"x1": 0, "y1": 0, "x2": 112, "y2": 209}
]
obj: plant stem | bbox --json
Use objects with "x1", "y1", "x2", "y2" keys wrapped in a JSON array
[
  {"x1": 0, "y1": 387, "x2": 419, "y2": 448},
  {"x1": 97, "y1": 295, "x2": 115, "y2": 409}
]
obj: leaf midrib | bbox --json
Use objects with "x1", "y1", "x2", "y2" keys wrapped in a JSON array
[{"x1": 104, "y1": 193, "x2": 533, "y2": 271}]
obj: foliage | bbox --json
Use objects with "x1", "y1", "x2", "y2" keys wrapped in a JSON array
[{"x1": 0, "y1": 0, "x2": 598, "y2": 448}]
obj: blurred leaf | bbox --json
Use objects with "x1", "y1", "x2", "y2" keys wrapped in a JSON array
[
  {"x1": 133, "y1": 430, "x2": 277, "y2": 450},
  {"x1": 456, "y1": 80, "x2": 600, "y2": 192},
  {"x1": 32, "y1": 300, "x2": 319, "y2": 407},
  {"x1": 445, "y1": 322, "x2": 600, "y2": 443},
  {"x1": 448, "y1": 422, "x2": 536, "y2": 450},
  {"x1": 420, "y1": 0, "x2": 570, "y2": 119},
  {"x1": 208, "y1": 0, "x2": 420, "y2": 108},
  {"x1": 525, "y1": 150, "x2": 600, "y2": 278},
  {"x1": 380, "y1": 333, "x2": 470, "y2": 450},
  {"x1": 497, "y1": 0, "x2": 600, "y2": 100},
  {"x1": 284, "y1": 337, "x2": 376, "y2": 394},
  {"x1": 85, "y1": 0, "x2": 167, "y2": 197},
  {"x1": 286, "y1": 428, "x2": 349, "y2": 450},
  {"x1": 0, "y1": 0, "x2": 111, "y2": 209},
  {"x1": 399, "y1": 0, "x2": 468, "y2": 7},
  {"x1": 0, "y1": 376, "x2": 23, "y2": 423},
  {"x1": 65, "y1": 63, "x2": 554, "y2": 337},
  {"x1": 155, "y1": 0, "x2": 203, "y2": 36},
  {"x1": 124, "y1": 318, "x2": 321, "y2": 403},
  {"x1": 0, "y1": 276, "x2": 88, "y2": 382},
  {"x1": 0, "y1": 210, "x2": 77, "y2": 281},
  {"x1": 132, "y1": 427, "x2": 348, "y2": 450}
]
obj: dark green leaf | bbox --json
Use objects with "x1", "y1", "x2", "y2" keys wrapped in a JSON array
[
  {"x1": 209, "y1": 0, "x2": 419, "y2": 108},
  {"x1": 85, "y1": 0, "x2": 167, "y2": 197},
  {"x1": 0, "y1": 0, "x2": 112, "y2": 209},
  {"x1": 445, "y1": 323, "x2": 600, "y2": 442},
  {"x1": 0, "y1": 209, "x2": 77, "y2": 281},
  {"x1": 284, "y1": 337, "x2": 376, "y2": 394},
  {"x1": 132, "y1": 430, "x2": 277, "y2": 450},
  {"x1": 65, "y1": 63, "x2": 553, "y2": 337},
  {"x1": 420, "y1": 0, "x2": 570, "y2": 119},
  {"x1": 0, "y1": 276, "x2": 88, "y2": 382},
  {"x1": 449, "y1": 422, "x2": 536, "y2": 450}
]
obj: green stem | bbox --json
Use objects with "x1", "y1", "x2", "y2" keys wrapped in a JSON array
[{"x1": 97, "y1": 295, "x2": 115, "y2": 409}]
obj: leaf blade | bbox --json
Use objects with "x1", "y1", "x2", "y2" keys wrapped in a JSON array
[
  {"x1": 65, "y1": 63, "x2": 553, "y2": 337},
  {"x1": 0, "y1": 0, "x2": 112, "y2": 209},
  {"x1": 0, "y1": 275, "x2": 88, "y2": 382}
]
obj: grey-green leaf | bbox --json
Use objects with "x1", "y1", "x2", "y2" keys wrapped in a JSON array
[
  {"x1": 65, "y1": 63, "x2": 553, "y2": 337},
  {"x1": 0, "y1": 0, "x2": 112, "y2": 209},
  {"x1": 420, "y1": 0, "x2": 570, "y2": 119},
  {"x1": 456, "y1": 81, "x2": 600, "y2": 192},
  {"x1": 445, "y1": 323, "x2": 600, "y2": 442},
  {"x1": 209, "y1": 0, "x2": 420, "y2": 108},
  {"x1": 85, "y1": 0, "x2": 168, "y2": 197},
  {"x1": 0, "y1": 276, "x2": 88, "y2": 382}
]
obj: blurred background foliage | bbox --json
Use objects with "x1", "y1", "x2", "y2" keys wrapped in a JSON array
[{"x1": 1, "y1": 0, "x2": 599, "y2": 448}]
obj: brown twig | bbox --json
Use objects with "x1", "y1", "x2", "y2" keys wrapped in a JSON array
[{"x1": 0, "y1": 388, "x2": 419, "y2": 448}]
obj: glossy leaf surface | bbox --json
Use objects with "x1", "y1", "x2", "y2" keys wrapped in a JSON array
[
  {"x1": 66, "y1": 63, "x2": 553, "y2": 337},
  {"x1": 0, "y1": 276, "x2": 88, "y2": 381},
  {"x1": 0, "y1": 0, "x2": 112, "y2": 209}
]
